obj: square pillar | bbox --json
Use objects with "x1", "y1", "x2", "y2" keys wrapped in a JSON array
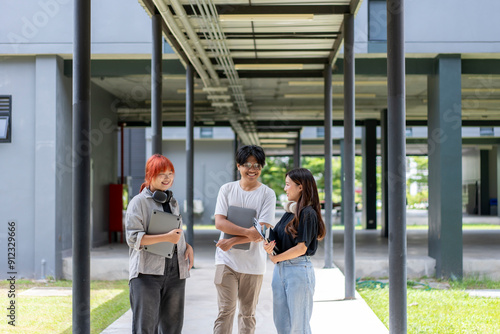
[
  {"x1": 362, "y1": 119, "x2": 377, "y2": 229},
  {"x1": 427, "y1": 54, "x2": 463, "y2": 278},
  {"x1": 480, "y1": 150, "x2": 490, "y2": 215},
  {"x1": 380, "y1": 109, "x2": 389, "y2": 237}
]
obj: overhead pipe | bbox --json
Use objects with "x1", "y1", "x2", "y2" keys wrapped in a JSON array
[
  {"x1": 192, "y1": 0, "x2": 250, "y2": 114},
  {"x1": 155, "y1": 0, "x2": 257, "y2": 144},
  {"x1": 169, "y1": 0, "x2": 220, "y2": 85},
  {"x1": 153, "y1": 0, "x2": 212, "y2": 87},
  {"x1": 191, "y1": 0, "x2": 258, "y2": 144}
]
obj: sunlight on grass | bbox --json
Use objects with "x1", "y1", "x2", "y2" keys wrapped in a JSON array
[
  {"x1": 0, "y1": 280, "x2": 129, "y2": 334},
  {"x1": 358, "y1": 279, "x2": 500, "y2": 333}
]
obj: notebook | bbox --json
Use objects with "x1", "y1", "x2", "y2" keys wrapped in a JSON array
[
  {"x1": 144, "y1": 209, "x2": 182, "y2": 258},
  {"x1": 222, "y1": 206, "x2": 257, "y2": 250}
]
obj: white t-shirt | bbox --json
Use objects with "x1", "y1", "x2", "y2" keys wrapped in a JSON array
[{"x1": 214, "y1": 181, "x2": 277, "y2": 275}]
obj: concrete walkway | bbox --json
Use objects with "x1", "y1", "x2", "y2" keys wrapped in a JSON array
[
  {"x1": 83, "y1": 210, "x2": 500, "y2": 333},
  {"x1": 101, "y1": 260, "x2": 387, "y2": 334}
]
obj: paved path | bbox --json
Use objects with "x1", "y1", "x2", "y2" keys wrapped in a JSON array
[{"x1": 101, "y1": 238, "x2": 388, "y2": 334}]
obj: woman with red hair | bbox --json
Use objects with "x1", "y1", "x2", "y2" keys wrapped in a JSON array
[{"x1": 126, "y1": 154, "x2": 193, "y2": 334}]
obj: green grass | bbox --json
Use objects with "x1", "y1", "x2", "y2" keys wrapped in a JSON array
[
  {"x1": 330, "y1": 223, "x2": 500, "y2": 230},
  {"x1": 0, "y1": 280, "x2": 129, "y2": 334},
  {"x1": 358, "y1": 278, "x2": 500, "y2": 333}
]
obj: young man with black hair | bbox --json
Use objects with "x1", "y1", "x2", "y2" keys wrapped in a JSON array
[{"x1": 213, "y1": 145, "x2": 276, "y2": 334}]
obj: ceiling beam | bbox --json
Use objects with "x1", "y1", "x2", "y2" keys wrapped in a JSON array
[
  {"x1": 140, "y1": 0, "x2": 190, "y2": 65},
  {"x1": 211, "y1": 48, "x2": 333, "y2": 53},
  {"x1": 222, "y1": 35, "x2": 337, "y2": 40},
  {"x1": 328, "y1": 19, "x2": 345, "y2": 68},
  {"x1": 224, "y1": 70, "x2": 324, "y2": 78},
  {"x1": 72, "y1": 58, "x2": 500, "y2": 78},
  {"x1": 232, "y1": 58, "x2": 328, "y2": 65},
  {"x1": 216, "y1": 32, "x2": 341, "y2": 40},
  {"x1": 64, "y1": 59, "x2": 187, "y2": 77},
  {"x1": 181, "y1": 5, "x2": 351, "y2": 16},
  {"x1": 119, "y1": 119, "x2": 500, "y2": 128}
]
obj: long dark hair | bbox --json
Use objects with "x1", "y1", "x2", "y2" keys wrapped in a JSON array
[{"x1": 284, "y1": 168, "x2": 326, "y2": 240}]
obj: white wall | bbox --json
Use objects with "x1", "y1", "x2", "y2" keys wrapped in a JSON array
[
  {"x1": 89, "y1": 83, "x2": 119, "y2": 247},
  {"x1": 0, "y1": 54, "x2": 118, "y2": 278},
  {"x1": 354, "y1": 0, "x2": 500, "y2": 54},
  {"x1": 0, "y1": 0, "x2": 153, "y2": 55},
  {"x1": 161, "y1": 139, "x2": 235, "y2": 226},
  {"x1": 0, "y1": 57, "x2": 37, "y2": 279}
]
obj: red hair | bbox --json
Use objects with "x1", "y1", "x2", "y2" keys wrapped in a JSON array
[{"x1": 140, "y1": 154, "x2": 175, "y2": 192}]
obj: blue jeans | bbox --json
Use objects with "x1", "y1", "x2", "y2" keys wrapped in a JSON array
[
  {"x1": 272, "y1": 256, "x2": 315, "y2": 334},
  {"x1": 129, "y1": 252, "x2": 186, "y2": 334}
]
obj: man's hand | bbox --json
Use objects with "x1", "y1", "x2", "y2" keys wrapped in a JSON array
[
  {"x1": 216, "y1": 238, "x2": 235, "y2": 251},
  {"x1": 245, "y1": 226, "x2": 264, "y2": 242}
]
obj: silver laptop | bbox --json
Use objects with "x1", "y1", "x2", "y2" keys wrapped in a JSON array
[
  {"x1": 144, "y1": 209, "x2": 182, "y2": 258},
  {"x1": 222, "y1": 206, "x2": 257, "y2": 250}
]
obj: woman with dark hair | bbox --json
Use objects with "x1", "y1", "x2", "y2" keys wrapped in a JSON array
[
  {"x1": 126, "y1": 154, "x2": 194, "y2": 334},
  {"x1": 263, "y1": 168, "x2": 326, "y2": 334}
]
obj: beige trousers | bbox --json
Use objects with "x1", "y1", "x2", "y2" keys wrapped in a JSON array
[{"x1": 213, "y1": 264, "x2": 264, "y2": 334}]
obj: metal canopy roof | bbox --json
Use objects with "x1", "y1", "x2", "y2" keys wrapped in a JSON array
[
  {"x1": 132, "y1": 0, "x2": 362, "y2": 147},
  {"x1": 87, "y1": 0, "x2": 500, "y2": 154}
]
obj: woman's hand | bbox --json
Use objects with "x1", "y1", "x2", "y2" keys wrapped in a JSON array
[
  {"x1": 216, "y1": 238, "x2": 235, "y2": 251},
  {"x1": 263, "y1": 240, "x2": 276, "y2": 255},
  {"x1": 140, "y1": 228, "x2": 182, "y2": 246},
  {"x1": 166, "y1": 229, "x2": 182, "y2": 244},
  {"x1": 264, "y1": 240, "x2": 279, "y2": 264},
  {"x1": 185, "y1": 243, "x2": 194, "y2": 270}
]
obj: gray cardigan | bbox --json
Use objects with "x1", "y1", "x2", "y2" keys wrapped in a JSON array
[{"x1": 125, "y1": 187, "x2": 190, "y2": 281}]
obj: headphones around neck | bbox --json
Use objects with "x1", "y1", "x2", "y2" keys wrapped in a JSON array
[
  {"x1": 152, "y1": 189, "x2": 173, "y2": 204},
  {"x1": 284, "y1": 201, "x2": 297, "y2": 213}
]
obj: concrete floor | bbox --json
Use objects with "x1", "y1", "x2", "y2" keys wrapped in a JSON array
[
  {"x1": 79, "y1": 211, "x2": 500, "y2": 334},
  {"x1": 66, "y1": 222, "x2": 500, "y2": 281}
]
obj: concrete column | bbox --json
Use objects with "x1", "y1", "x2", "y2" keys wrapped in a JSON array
[
  {"x1": 35, "y1": 56, "x2": 59, "y2": 279},
  {"x1": 343, "y1": 13, "x2": 356, "y2": 299},
  {"x1": 151, "y1": 9, "x2": 163, "y2": 154},
  {"x1": 185, "y1": 64, "x2": 194, "y2": 246},
  {"x1": 233, "y1": 133, "x2": 239, "y2": 181},
  {"x1": 72, "y1": 0, "x2": 92, "y2": 331},
  {"x1": 480, "y1": 150, "x2": 490, "y2": 215},
  {"x1": 323, "y1": 64, "x2": 334, "y2": 268},
  {"x1": 380, "y1": 109, "x2": 389, "y2": 237},
  {"x1": 362, "y1": 119, "x2": 377, "y2": 229},
  {"x1": 293, "y1": 130, "x2": 302, "y2": 168},
  {"x1": 427, "y1": 54, "x2": 463, "y2": 279},
  {"x1": 497, "y1": 146, "x2": 500, "y2": 217}
]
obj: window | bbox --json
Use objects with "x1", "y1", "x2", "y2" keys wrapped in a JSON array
[
  {"x1": 480, "y1": 127, "x2": 494, "y2": 136},
  {"x1": 368, "y1": 0, "x2": 387, "y2": 41},
  {"x1": 200, "y1": 127, "x2": 213, "y2": 138},
  {"x1": 316, "y1": 127, "x2": 325, "y2": 138},
  {"x1": 0, "y1": 96, "x2": 12, "y2": 143},
  {"x1": 406, "y1": 127, "x2": 413, "y2": 137}
]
